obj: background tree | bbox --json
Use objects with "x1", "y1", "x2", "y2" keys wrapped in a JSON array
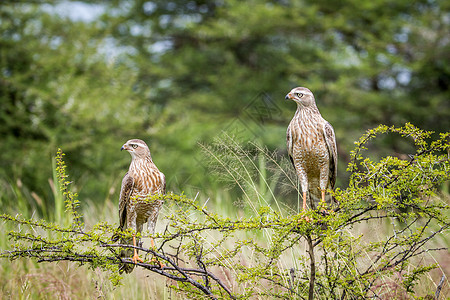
[{"x1": 1, "y1": 0, "x2": 448, "y2": 213}]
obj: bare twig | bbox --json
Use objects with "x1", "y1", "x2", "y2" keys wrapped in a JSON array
[
  {"x1": 435, "y1": 274, "x2": 445, "y2": 300},
  {"x1": 306, "y1": 234, "x2": 315, "y2": 300}
]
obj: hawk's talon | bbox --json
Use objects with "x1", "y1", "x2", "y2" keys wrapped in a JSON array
[
  {"x1": 319, "y1": 209, "x2": 330, "y2": 216},
  {"x1": 301, "y1": 215, "x2": 311, "y2": 222},
  {"x1": 150, "y1": 257, "x2": 165, "y2": 268},
  {"x1": 132, "y1": 253, "x2": 143, "y2": 264}
]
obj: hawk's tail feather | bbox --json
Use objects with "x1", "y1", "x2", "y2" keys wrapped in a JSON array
[
  {"x1": 119, "y1": 236, "x2": 137, "y2": 274},
  {"x1": 112, "y1": 229, "x2": 139, "y2": 274},
  {"x1": 119, "y1": 248, "x2": 135, "y2": 274}
]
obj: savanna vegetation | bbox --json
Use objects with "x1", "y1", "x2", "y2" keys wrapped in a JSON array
[{"x1": 1, "y1": 0, "x2": 449, "y2": 299}]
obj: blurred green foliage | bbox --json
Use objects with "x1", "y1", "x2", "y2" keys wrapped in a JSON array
[{"x1": 1, "y1": 0, "x2": 449, "y2": 217}]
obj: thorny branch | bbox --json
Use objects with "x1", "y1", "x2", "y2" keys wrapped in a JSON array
[
  {"x1": 306, "y1": 234, "x2": 316, "y2": 300},
  {"x1": 2, "y1": 230, "x2": 235, "y2": 299},
  {"x1": 1, "y1": 125, "x2": 449, "y2": 299}
]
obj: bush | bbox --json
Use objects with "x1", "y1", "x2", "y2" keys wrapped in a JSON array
[{"x1": 1, "y1": 124, "x2": 449, "y2": 299}]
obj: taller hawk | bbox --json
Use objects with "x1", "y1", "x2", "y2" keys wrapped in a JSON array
[
  {"x1": 285, "y1": 87, "x2": 337, "y2": 212},
  {"x1": 116, "y1": 139, "x2": 165, "y2": 273}
]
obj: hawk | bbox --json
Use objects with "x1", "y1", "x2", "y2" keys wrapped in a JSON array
[
  {"x1": 285, "y1": 87, "x2": 337, "y2": 214},
  {"x1": 114, "y1": 139, "x2": 166, "y2": 273}
]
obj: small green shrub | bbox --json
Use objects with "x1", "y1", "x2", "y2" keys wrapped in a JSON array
[{"x1": 1, "y1": 124, "x2": 448, "y2": 299}]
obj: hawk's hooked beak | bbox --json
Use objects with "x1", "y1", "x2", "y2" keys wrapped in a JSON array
[
  {"x1": 121, "y1": 144, "x2": 128, "y2": 151},
  {"x1": 285, "y1": 93, "x2": 292, "y2": 100}
]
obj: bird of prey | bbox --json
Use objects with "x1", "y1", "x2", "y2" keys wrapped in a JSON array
[
  {"x1": 114, "y1": 139, "x2": 166, "y2": 273},
  {"x1": 285, "y1": 87, "x2": 337, "y2": 214}
]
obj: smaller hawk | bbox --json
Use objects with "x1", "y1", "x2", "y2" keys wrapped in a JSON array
[
  {"x1": 114, "y1": 139, "x2": 165, "y2": 273},
  {"x1": 285, "y1": 87, "x2": 337, "y2": 213}
]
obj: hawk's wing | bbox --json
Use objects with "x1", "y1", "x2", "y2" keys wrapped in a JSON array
[
  {"x1": 119, "y1": 172, "x2": 134, "y2": 230},
  {"x1": 160, "y1": 173, "x2": 166, "y2": 194},
  {"x1": 286, "y1": 123, "x2": 296, "y2": 169},
  {"x1": 323, "y1": 121, "x2": 338, "y2": 188}
]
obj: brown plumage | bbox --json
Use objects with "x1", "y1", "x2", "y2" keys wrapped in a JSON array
[
  {"x1": 115, "y1": 139, "x2": 165, "y2": 273},
  {"x1": 285, "y1": 87, "x2": 337, "y2": 213}
]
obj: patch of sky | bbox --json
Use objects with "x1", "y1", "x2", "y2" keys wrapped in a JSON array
[{"x1": 42, "y1": 1, "x2": 105, "y2": 23}]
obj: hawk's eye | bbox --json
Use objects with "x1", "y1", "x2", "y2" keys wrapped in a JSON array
[
  {"x1": 131, "y1": 144, "x2": 138, "y2": 149},
  {"x1": 296, "y1": 93, "x2": 303, "y2": 98}
]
